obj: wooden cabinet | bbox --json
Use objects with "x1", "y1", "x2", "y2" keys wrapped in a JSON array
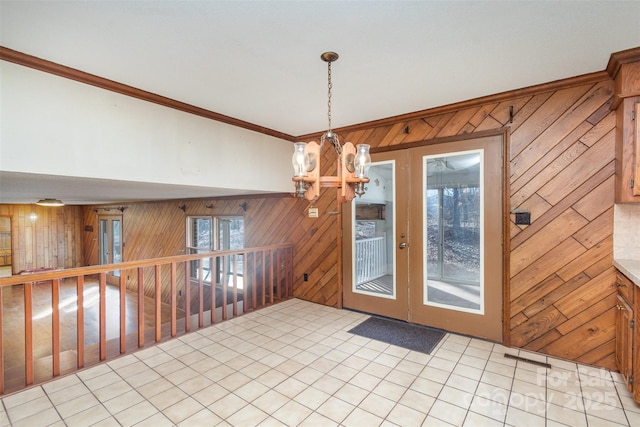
[
  {"x1": 616, "y1": 294, "x2": 634, "y2": 391},
  {"x1": 614, "y1": 97, "x2": 640, "y2": 202},
  {"x1": 636, "y1": 292, "x2": 640, "y2": 404},
  {"x1": 608, "y1": 49, "x2": 640, "y2": 203},
  {"x1": 615, "y1": 271, "x2": 639, "y2": 401}
]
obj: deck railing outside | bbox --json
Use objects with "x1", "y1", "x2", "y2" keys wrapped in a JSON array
[
  {"x1": 0, "y1": 243, "x2": 293, "y2": 395},
  {"x1": 355, "y1": 236, "x2": 386, "y2": 285}
]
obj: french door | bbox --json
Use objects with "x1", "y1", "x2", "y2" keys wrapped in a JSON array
[
  {"x1": 343, "y1": 149, "x2": 410, "y2": 320},
  {"x1": 343, "y1": 134, "x2": 504, "y2": 342}
]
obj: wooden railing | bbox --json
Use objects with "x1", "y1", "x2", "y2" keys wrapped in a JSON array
[
  {"x1": 0, "y1": 243, "x2": 293, "y2": 395},
  {"x1": 355, "y1": 236, "x2": 387, "y2": 284}
]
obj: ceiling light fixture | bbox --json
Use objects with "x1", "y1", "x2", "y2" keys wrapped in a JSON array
[
  {"x1": 36, "y1": 198, "x2": 65, "y2": 207},
  {"x1": 292, "y1": 52, "x2": 371, "y2": 203}
]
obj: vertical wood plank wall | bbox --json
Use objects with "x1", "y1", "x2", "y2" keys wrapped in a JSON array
[
  {"x1": 81, "y1": 197, "x2": 309, "y2": 307},
  {"x1": 0, "y1": 204, "x2": 84, "y2": 274},
  {"x1": 3, "y1": 73, "x2": 618, "y2": 369}
]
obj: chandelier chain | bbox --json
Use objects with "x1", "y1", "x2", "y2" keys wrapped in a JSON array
[
  {"x1": 323, "y1": 59, "x2": 341, "y2": 154},
  {"x1": 327, "y1": 60, "x2": 333, "y2": 133}
]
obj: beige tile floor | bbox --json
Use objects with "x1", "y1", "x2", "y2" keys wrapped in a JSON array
[{"x1": 1, "y1": 298, "x2": 639, "y2": 426}]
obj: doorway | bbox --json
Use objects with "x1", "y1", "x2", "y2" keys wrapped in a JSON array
[
  {"x1": 186, "y1": 216, "x2": 245, "y2": 287},
  {"x1": 99, "y1": 215, "x2": 123, "y2": 285},
  {"x1": 215, "y1": 216, "x2": 244, "y2": 288},
  {"x1": 0, "y1": 216, "x2": 11, "y2": 277},
  {"x1": 343, "y1": 134, "x2": 504, "y2": 342}
]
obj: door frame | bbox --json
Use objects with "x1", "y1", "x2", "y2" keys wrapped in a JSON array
[
  {"x1": 408, "y1": 134, "x2": 504, "y2": 341},
  {"x1": 98, "y1": 214, "x2": 124, "y2": 285},
  {"x1": 341, "y1": 129, "x2": 511, "y2": 344}
]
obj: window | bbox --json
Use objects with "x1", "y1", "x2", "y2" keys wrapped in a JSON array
[
  {"x1": 215, "y1": 217, "x2": 244, "y2": 288},
  {"x1": 99, "y1": 215, "x2": 122, "y2": 279},
  {"x1": 186, "y1": 216, "x2": 244, "y2": 287},
  {"x1": 187, "y1": 216, "x2": 213, "y2": 282}
]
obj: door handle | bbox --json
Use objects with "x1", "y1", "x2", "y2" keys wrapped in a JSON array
[{"x1": 399, "y1": 242, "x2": 407, "y2": 249}]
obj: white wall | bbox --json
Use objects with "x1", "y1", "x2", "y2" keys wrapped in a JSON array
[
  {"x1": 355, "y1": 168, "x2": 387, "y2": 204},
  {"x1": 614, "y1": 204, "x2": 640, "y2": 260},
  {"x1": 0, "y1": 61, "x2": 293, "y2": 194}
]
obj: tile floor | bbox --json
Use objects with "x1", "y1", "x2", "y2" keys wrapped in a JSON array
[{"x1": 1, "y1": 298, "x2": 639, "y2": 426}]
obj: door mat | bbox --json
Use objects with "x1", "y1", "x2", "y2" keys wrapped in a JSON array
[{"x1": 348, "y1": 316, "x2": 446, "y2": 354}]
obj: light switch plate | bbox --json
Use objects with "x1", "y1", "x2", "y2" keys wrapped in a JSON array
[{"x1": 515, "y1": 212, "x2": 531, "y2": 225}]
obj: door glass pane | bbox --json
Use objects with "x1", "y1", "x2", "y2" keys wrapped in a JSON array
[
  {"x1": 216, "y1": 217, "x2": 244, "y2": 288},
  {"x1": 424, "y1": 150, "x2": 483, "y2": 313},
  {"x1": 112, "y1": 220, "x2": 121, "y2": 277},
  {"x1": 0, "y1": 216, "x2": 11, "y2": 277},
  {"x1": 353, "y1": 161, "x2": 395, "y2": 299},
  {"x1": 187, "y1": 217, "x2": 212, "y2": 282},
  {"x1": 99, "y1": 219, "x2": 108, "y2": 265}
]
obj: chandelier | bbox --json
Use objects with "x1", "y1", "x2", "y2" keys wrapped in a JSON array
[{"x1": 292, "y1": 52, "x2": 371, "y2": 203}]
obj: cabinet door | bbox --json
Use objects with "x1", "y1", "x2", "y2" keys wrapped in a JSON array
[
  {"x1": 615, "y1": 294, "x2": 634, "y2": 392},
  {"x1": 617, "y1": 272, "x2": 635, "y2": 305},
  {"x1": 634, "y1": 102, "x2": 640, "y2": 196},
  {"x1": 635, "y1": 285, "x2": 640, "y2": 403},
  {"x1": 616, "y1": 98, "x2": 640, "y2": 202}
]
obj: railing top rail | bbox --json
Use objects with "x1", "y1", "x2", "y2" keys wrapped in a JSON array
[{"x1": 0, "y1": 243, "x2": 293, "y2": 287}]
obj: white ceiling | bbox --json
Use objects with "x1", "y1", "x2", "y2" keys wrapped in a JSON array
[{"x1": 1, "y1": 0, "x2": 639, "y2": 205}]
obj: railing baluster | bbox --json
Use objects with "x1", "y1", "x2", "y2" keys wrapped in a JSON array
[
  {"x1": 288, "y1": 248, "x2": 294, "y2": 297},
  {"x1": 270, "y1": 250, "x2": 275, "y2": 304},
  {"x1": 276, "y1": 250, "x2": 282, "y2": 301},
  {"x1": 261, "y1": 251, "x2": 266, "y2": 307},
  {"x1": 119, "y1": 273, "x2": 126, "y2": 354},
  {"x1": 24, "y1": 282, "x2": 34, "y2": 385},
  {"x1": 221, "y1": 255, "x2": 228, "y2": 321},
  {"x1": 137, "y1": 268, "x2": 144, "y2": 348},
  {"x1": 52, "y1": 278, "x2": 60, "y2": 377},
  {"x1": 232, "y1": 254, "x2": 238, "y2": 317},
  {"x1": 0, "y1": 244, "x2": 293, "y2": 395},
  {"x1": 0, "y1": 286, "x2": 4, "y2": 394},
  {"x1": 241, "y1": 252, "x2": 247, "y2": 314},
  {"x1": 76, "y1": 275, "x2": 84, "y2": 369},
  {"x1": 184, "y1": 261, "x2": 191, "y2": 333},
  {"x1": 99, "y1": 272, "x2": 106, "y2": 361},
  {"x1": 210, "y1": 256, "x2": 216, "y2": 325},
  {"x1": 282, "y1": 249, "x2": 287, "y2": 298},
  {"x1": 170, "y1": 262, "x2": 177, "y2": 337},
  {"x1": 155, "y1": 265, "x2": 161, "y2": 343},
  {"x1": 198, "y1": 261, "x2": 204, "y2": 328},
  {"x1": 251, "y1": 252, "x2": 257, "y2": 311}
]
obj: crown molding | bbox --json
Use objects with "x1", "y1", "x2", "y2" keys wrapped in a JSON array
[
  {"x1": 4, "y1": 45, "x2": 631, "y2": 144},
  {"x1": 606, "y1": 46, "x2": 640, "y2": 79},
  {"x1": 0, "y1": 46, "x2": 296, "y2": 142},
  {"x1": 296, "y1": 70, "x2": 610, "y2": 141}
]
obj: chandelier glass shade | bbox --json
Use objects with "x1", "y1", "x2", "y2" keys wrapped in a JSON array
[{"x1": 292, "y1": 52, "x2": 371, "y2": 203}]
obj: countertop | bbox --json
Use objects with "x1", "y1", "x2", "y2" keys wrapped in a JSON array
[{"x1": 614, "y1": 258, "x2": 640, "y2": 288}]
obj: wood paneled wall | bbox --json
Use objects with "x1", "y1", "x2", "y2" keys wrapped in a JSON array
[
  {"x1": 0, "y1": 204, "x2": 84, "y2": 274},
  {"x1": 310, "y1": 76, "x2": 615, "y2": 369},
  {"x1": 2, "y1": 70, "x2": 620, "y2": 370},
  {"x1": 82, "y1": 197, "x2": 309, "y2": 306}
]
